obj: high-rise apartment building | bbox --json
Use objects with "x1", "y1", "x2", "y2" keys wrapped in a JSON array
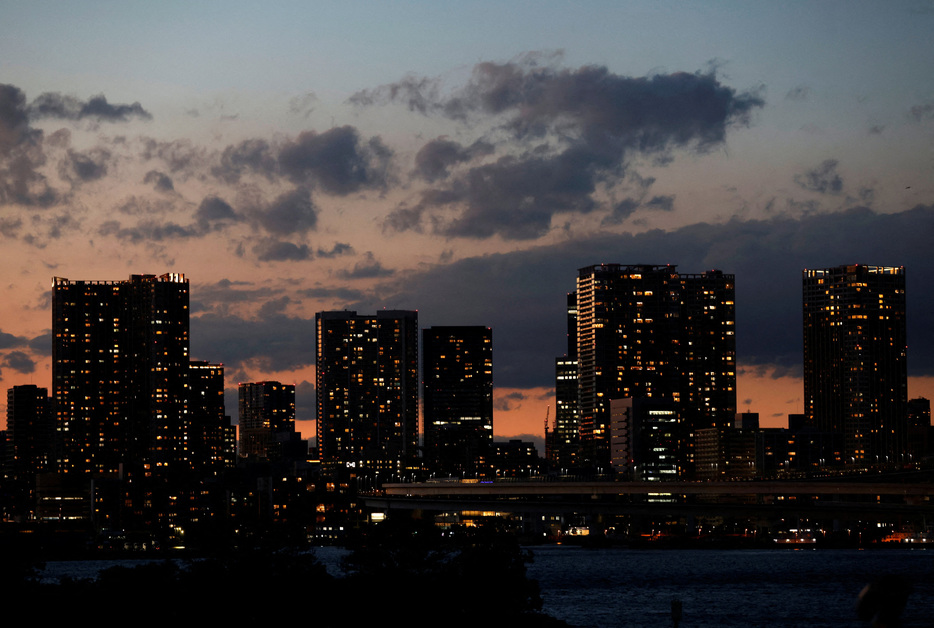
[
  {"x1": 423, "y1": 326, "x2": 493, "y2": 478},
  {"x1": 803, "y1": 264, "x2": 908, "y2": 466},
  {"x1": 238, "y1": 381, "x2": 295, "y2": 461},
  {"x1": 52, "y1": 273, "x2": 190, "y2": 476},
  {"x1": 316, "y1": 310, "x2": 418, "y2": 475},
  {"x1": 7, "y1": 385, "x2": 53, "y2": 480},
  {"x1": 189, "y1": 361, "x2": 234, "y2": 473},
  {"x1": 575, "y1": 264, "x2": 736, "y2": 471}
]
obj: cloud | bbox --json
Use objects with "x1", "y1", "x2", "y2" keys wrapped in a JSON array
[
  {"x1": 278, "y1": 126, "x2": 392, "y2": 195},
  {"x1": 0, "y1": 83, "x2": 57, "y2": 207},
  {"x1": 412, "y1": 137, "x2": 494, "y2": 182},
  {"x1": 0, "y1": 330, "x2": 29, "y2": 349},
  {"x1": 212, "y1": 138, "x2": 277, "y2": 184},
  {"x1": 28, "y1": 92, "x2": 152, "y2": 122},
  {"x1": 252, "y1": 187, "x2": 318, "y2": 236},
  {"x1": 191, "y1": 311, "x2": 316, "y2": 372},
  {"x1": 371, "y1": 61, "x2": 762, "y2": 239},
  {"x1": 794, "y1": 159, "x2": 844, "y2": 194},
  {"x1": 144, "y1": 170, "x2": 174, "y2": 192},
  {"x1": 645, "y1": 195, "x2": 676, "y2": 212},
  {"x1": 336, "y1": 252, "x2": 394, "y2": 279},
  {"x1": 58, "y1": 148, "x2": 111, "y2": 183},
  {"x1": 316, "y1": 242, "x2": 354, "y2": 258},
  {"x1": 252, "y1": 238, "x2": 312, "y2": 261},
  {"x1": 3, "y1": 350, "x2": 35, "y2": 373},
  {"x1": 195, "y1": 195, "x2": 240, "y2": 228}
]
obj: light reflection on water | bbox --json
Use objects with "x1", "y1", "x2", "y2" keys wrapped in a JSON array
[{"x1": 525, "y1": 546, "x2": 934, "y2": 628}]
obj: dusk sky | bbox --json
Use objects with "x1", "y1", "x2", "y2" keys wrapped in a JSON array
[{"x1": 2, "y1": 1, "x2": 934, "y2": 448}]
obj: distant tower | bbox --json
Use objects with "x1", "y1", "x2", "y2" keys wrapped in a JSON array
[
  {"x1": 422, "y1": 326, "x2": 493, "y2": 478},
  {"x1": 7, "y1": 385, "x2": 53, "y2": 480},
  {"x1": 238, "y1": 381, "x2": 295, "y2": 461},
  {"x1": 576, "y1": 264, "x2": 682, "y2": 468},
  {"x1": 189, "y1": 361, "x2": 234, "y2": 473},
  {"x1": 574, "y1": 264, "x2": 736, "y2": 473},
  {"x1": 802, "y1": 264, "x2": 908, "y2": 466},
  {"x1": 52, "y1": 273, "x2": 190, "y2": 476},
  {"x1": 315, "y1": 310, "x2": 418, "y2": 475}
]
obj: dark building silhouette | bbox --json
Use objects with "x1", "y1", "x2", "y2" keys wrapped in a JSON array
[
  {"x1": 189, "y1": 361, "x2": 234, "y2": 473},
  {"x1": 238, "y1": 381, "x2": 296, "y2": 461},
  {"x1": 315, "y1": 310, "x2": 418, "y2": 476},
  {"x1": 7, "y1": 385, "x2": 53, "y2": 480},
  {"x1": 52, "y1": 273, "x2": 191, "y2": 476},
  {"x1": 803, "y1": 264, "x2": 908, "y2": 466},
  {"x1": 575, "y1": 264, "x2": 736, "y2": 470},
  {"x1": 610, "y1": 397, "x2": 680, "y2": 481},
  {"x1": 547, "y1": 292, "x2": 581, "y2": 471},
  {"x1": 422, "y1": 326, "x2": 493, "y2": 478}
]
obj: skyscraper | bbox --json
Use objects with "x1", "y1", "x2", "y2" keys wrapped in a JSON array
[
  {"x1": 238, "y1": 381, "x2": 295, "y2": 461},
  {"x1": 7, "y1": 385, "x2": 53, "y2": 480},
  {"x1": 189, "y1": 361, "x2": 234, "y2": 473},
  {"x1": 576, "y1": 264, "x2": 682, "y2": 468},
  {"x1": 53, "y1": 273, "x2": 190, "y2": 476},
  {"x1": 315, "y1": 310, "x2": 418, "y2": 475},
  {"x1": 802, "y1": 264, "x2": 908, "y2": 466},
  {"x1": 422, "y1": 326, "x2": 493, "y2": 478},
  {"x1": 575, "y1": 264, "x2": 736, "y2": 471}
]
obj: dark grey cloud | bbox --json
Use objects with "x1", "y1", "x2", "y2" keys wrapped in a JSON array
[
  {"x1": 99, "y1": 219, "x2": 200, "y2": 243},
  {"x1": 195, "y1": 195, "x2": 240, "y2": 228},
  {"x1": 0, "y1": 330, "x2": 29, "y2": 349},
  {"x1": 278, "y1": 126, "x2": 392, "y2": 195},
  {"x1": 144, "y1": 170, "x2": 174, "y2": 192},
  {"x1": 413, "y1": 137, "x2": 494, "y2": 182},
  {"x1": 252, "y1": 238, "x2": 312, "y2": 262},
  {"x1": 190, "y1": 278, "x2": 282, "y2": 314},
  {"x1": 794, "y1": 159, "x2": 844, "y2": 195},
  {"x1": 28, "y1": 92, "x2": 152, "y2": 122},
  {"x1": 370, "y1": 61, "x2": 762, "y2": 240},
  {"x1": 141, "y1": 138, "x2": 206, "y2": 175},
  {"x1": 0, "y1": 83, "x2": 57, "y2": 207},
  {"x1": 59, "y1": 148, "x2": 111, "y2": 183},
  {"x1": 191, "y1": 311, "x2": 316, "y2": 372},
  {"x1": 336, "y1": 252, "x2": 394, "y2": 279},
  {"x1": 3, "y1": 350, "x2": 35, "y2": 373},
  {"x1": 645, "y1": 195, "x2": 676, "y2": 212},
  {"x1": 212, "y1": 138, "x2": 277, "y2": 184},
  {"x1": 373, "y1": 204, "x2": 934, "y2": 391},
  {"x1": 295, "y1": 379, "x2": 316, "y2": 422},
  {"x1": 28, "y1": 332, "x2": 52, "y2": 356},
  {"x1": 316, "y1": 242, "x2": 354, "y2": 258},
  {"x1": 254, "y1": 187, "x2": 317, "y2": 235}
]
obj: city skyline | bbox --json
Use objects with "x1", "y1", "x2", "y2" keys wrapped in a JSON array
[{"x1": 2, "y1": 2, "x2": 934, "y2": 446}]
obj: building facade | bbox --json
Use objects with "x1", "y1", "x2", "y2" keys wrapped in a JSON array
[
  {"x1": 6, "y1": 385, "x2": 53, "y2": 481},
  {"x1": 315, "y1": 310, "x2": 418, "y2": 475},
  {"x1": 802, "y1": 264, "x2": 908, "y2": 466},
  {"x1": 238, "y1": 381, "x2": 296, "y2": 461},
  {"x1": 52, "y1": 273, "x2": 190, "y2": 476},
  {"x1": 422, "y1": 326, "x2": 493, "y2": 478},
  {"x1": 575, "y1": 264, "x2": 736, "y2": 471}
]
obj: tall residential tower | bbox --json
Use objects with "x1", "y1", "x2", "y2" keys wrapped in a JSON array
[
  {"x1": 53, "y1": 273, "x2": 190, "y2": 476},
  {"x1": 422, "y1": 326, "x2": 493, "y2": 477},
  {"x1": 802, "y1": 264, "x2": 908, "y2": 466},
  {"x1": 315, "y1": 310, "x2": 418, "y2": 475}
]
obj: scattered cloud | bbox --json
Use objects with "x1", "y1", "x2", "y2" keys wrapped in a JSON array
[
  {"x1": 794, "y1": 159, "x2": 843, "y2": 195},
  {"x1": 28, "y1": 92, "x2": 152, "y2": 122}
]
